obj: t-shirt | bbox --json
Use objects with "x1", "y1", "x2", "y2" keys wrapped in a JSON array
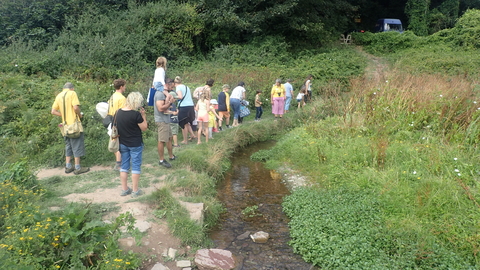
[
  {"x1": 154, "y1": 90, "x2": 171, "y2": 123},
  {"x1": 271, "y1": 84, "x2": 285, "y2": 98},
  {"x1": 107, "y1": 91, "x2": 126, "y2": 115},
  {"x1": 152, "y1": 67, "x2": 165, "y2": 85},
  {"x1": 284, "y1": 82, "x2": 293, "y2": 98},
  {"x1": 116, "y1": 109, "x2": 144, "y2": 147},
  {"x1": 176, "y1": 85, "x2": 194, "y2": 107},
  {"x1": 296, "y1": 93, "x2": 305, "y2": 100},
  {"x1": 217, "y1": 91, "x2": 230, "y2": 111},
  {"x1": 230, "y1": 86, "x2": 245, "y2": 100},
  {"x1": 255, "y1": 94, "x2": 262, "y2": 107},
  {"x1": 52, "y1": 89, "x2": 80, "y2": 125},
  {"x1": 306, "y1": 79, "x2": 312, "y2": 91}
]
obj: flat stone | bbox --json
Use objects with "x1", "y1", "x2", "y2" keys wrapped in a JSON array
[
  {"x1": 250, "y1": 231, "x2": 269, "y2": 243},
  {"x1": 151, "y1": 262, "x2": 170, "y2": 270},
  {"x1": 195, "y1": 249, "x2": 235, "y2": 270},
  {"x1": 135, "y1": 220, "x2": 151, "y2": 233},
  {"x1": 176, "y1": 260, "x2": 191, "y2": 267},
  {"x1": 168, "y1": 248, "x2": 177, "y2": 259},
  {"x1": 179, "y1": 201, "x2": 204, "y2": 224},
  {"x1": 237, "y1": 231, "x2": 251, "y2": 240}
]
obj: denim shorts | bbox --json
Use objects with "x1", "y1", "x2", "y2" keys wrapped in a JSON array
[{"x1": 120, "y1": 144, "x2": 143, "y2": 174}]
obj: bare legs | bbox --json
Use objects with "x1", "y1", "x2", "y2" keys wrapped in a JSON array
[{"x1": 197, "y1": 121, "x2": 209, "y2": 144}]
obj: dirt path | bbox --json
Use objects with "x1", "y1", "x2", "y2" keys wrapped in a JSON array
[{"x1": 37, "y1": 166, "x2": 184, "y2": 270}]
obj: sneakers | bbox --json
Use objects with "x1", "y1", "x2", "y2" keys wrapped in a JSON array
[
  {"x1": 159, "y1": 160, "x2": 172, "y2": 168},
  {"x1": 218, "y1": 127, "x2": 223, "y2": 131},
  {"x1": 169, "y1": 155, "x2": 177, "y2": 161},
  {"x1": 65, "y1": 167, "x2": 75, "y2": 174},
  {"x1": 120, "y1": 187, "x2": 132, "y2": 196},
  {"x1": 131, "y1": 189, "x2": 143, "y2": 198},
  {"x1": 73, "y1": 167, "x2": 90, "y2": 175}
]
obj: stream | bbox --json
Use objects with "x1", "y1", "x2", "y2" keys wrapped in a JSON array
[{"x1": 210, "y1": 141, "x2": 315, "y2": 270}]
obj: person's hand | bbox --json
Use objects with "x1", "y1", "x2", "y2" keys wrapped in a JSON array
[{"x1": 139, "y1": 107, "x2": 146, "y2": 117}]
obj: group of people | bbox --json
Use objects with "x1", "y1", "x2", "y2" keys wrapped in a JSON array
[{"x1": 51, "y1": 55, "x2": 314, "y2": 198}]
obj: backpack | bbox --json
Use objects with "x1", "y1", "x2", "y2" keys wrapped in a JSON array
[{"x1": 193, "y1": 86, "x2": 206, "y2": 100}]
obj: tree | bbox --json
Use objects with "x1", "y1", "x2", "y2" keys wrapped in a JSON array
[{"x1": 405, "y1": 0, "x2": 431, "y2": 35}]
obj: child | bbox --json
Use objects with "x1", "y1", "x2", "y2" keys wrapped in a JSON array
[
  {"x1": 297, "y1": 88, "x2": 306, "y2": 108},
  {"x1": 195, "y1": 93, "x2": 210, "y2": 144},
  {"x1": 255, "y1": 90, "x2": 263, "y2": 121},
  {"x1": 208, "y1": 99, "x2": 221, "y2": 139},
  {"x1": 152, "y1": 57, "x2": 174, "y2": 104},
  {"x1": 167, "y1": 90, "x2": 180, "y2": 147}
]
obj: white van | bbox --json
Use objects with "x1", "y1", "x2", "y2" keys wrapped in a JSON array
[{"x1": 374, "y1": 18, "x2": 403, "y2": 33}]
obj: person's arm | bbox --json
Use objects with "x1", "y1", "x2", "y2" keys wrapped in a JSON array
[
  {"x1": 156, "y1": 98, "x2": 171, "y2": 112},
  {"x1": 51, "y1": 107, "x2": 61, "y2": 117},
  {"x1": 138, "y1": 108, "x2": 148, "y2": 131},
  {"x1": 282, "y1": 85, "x2": 286, "y2": 100},
  {"x1": 73, "y1": 105, "x2": 82, "y2": 118},
  {"x1": 176, "y1": 87, "x2": 183, "y2": 99},
  {"x1": 242, "y1": 89, "x2": 246, "y2": 100}
]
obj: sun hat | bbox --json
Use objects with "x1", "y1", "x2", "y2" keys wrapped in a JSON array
[{"x1": 210, "y1": 99, "x2": 218, "y2": 105}]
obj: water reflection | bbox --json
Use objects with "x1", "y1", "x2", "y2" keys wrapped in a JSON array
[{"x1": 210, "y1": 141, "x2": 314, "y2": 270}]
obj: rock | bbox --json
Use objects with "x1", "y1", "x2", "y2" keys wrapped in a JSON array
[
  {"x1": 151, "y1": 262, "x2": 170, "y2": 270},
  {"x1": 167, "y1": 248, "x2": 177, "y2": 259},
  {"x1": 176, "y1": 260, "x2": 191, "y2": 267},
  {"x1": 195, "y1": 249, "x2": 235, "y2": 270},
  {"x1": 135, "y1": 220, "x2": 151, "y2": 232},
  {"x1": 236, "y1": 231, "x2": 251, "y2": 240},
  {"x1": 250, "y1": 231, "x2": 269, "y2": 243},
  {"x1": 179, "y1": 201, "x2": 204, "y2": 224}
]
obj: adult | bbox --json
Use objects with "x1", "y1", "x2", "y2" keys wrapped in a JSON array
[
  {"x1": 304, "y1": 74, "x2": 313, "y2": 103},
  {"x1": 155, "y1": 77, "x2": 176, "y2": 168},
  {"x1": 271, "y1": 79, "x2": 286, "y2": 120},
  {"x1": 116, "y1": 92, "x2": 147, "y2": 198},
  {"x1": 230, "y1": 81, "x2": 246, "y2": 127},
  {"x1": 175, "y1": 76, "x2": 197, "y2": 143},
  {"x1": 107, "y1": 79, "x2": 127, "y2": 170},
  {"x1": 217, "y1": 84, "x2": 231, "y2": 130},
  {"x1": 51, "y1": 82, "x2": 89, "y2": 175},
  {"x1": 284, "y1": 78, "x2": 294, "y2": 113},
  {"x1": 194, "y1": 78, "x2": 214, "y2": 100}
]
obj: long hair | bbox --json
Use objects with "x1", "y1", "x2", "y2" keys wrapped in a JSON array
[
  {"x1": 174, "y1": 76, "x2": 182, "y2": 84},
  {"x1": 125, "y1": 92, "x2": 144, "y2": 110},
  {"x1": 156, "y1": 57, "x2": 167, "y2": 69}
]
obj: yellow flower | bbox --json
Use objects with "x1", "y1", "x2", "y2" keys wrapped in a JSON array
[{"x1": 114, "y1": 258, "x2": 123, "y2": 262}]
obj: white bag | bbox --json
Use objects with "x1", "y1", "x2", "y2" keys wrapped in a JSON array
[{"x1": 96, "y1": 102, "x2": 109, "y2": 119}]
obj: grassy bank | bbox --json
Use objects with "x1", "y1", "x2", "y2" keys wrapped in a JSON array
[{"x1": 261, "y1": 69, "x2": 480, "y2": 268}]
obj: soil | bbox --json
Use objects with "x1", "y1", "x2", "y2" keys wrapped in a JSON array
[{"x1": 36, "y1": 166, "x2": 185, "y2": 270}]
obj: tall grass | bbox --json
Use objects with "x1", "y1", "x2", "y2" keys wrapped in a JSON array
[{"x1": 269, "y1": 69, "x2": 480, "y2": 268}]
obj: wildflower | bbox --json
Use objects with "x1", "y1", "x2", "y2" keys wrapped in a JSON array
[
  {"x1": 458, "y1": 173, "x2": 461, "y2": 176},
  {"x1": 454, "y1": 158, "x2": 458, "y2": 161},
  {"x1": 454, "y1": 169, "x2": 460, "y2": 172},
  {"x1": 114, "y1": 258, "x2": 123, "y2": 262},
  {"x1": 439, "y1": 95, "x2": 443, "y2": 97},
  {"x1": 413, "y1": 171, "x2": 417, "y2": 174},
  {"x1": 474, "y1": 101, "x2": 477, "y2": 104}
]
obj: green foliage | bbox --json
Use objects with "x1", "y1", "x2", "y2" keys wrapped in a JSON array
[
  {"x1": 0, "y1": 180, "x2": 141, "y2": 269},
  {"x1": 0, "y1": 160, "x2": 38, "y2": 190}
]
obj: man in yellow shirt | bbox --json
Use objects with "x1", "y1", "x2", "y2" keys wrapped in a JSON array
[
  {"x1": 108, "y1": 79, "x2": 127, "y2": 170},
  {"x1": 51, "y1": 82, "x2": 89, "y2": 175}
]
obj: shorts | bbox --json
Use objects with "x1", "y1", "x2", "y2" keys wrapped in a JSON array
[
  {"x1": 65, "y1": 133, "x2": 85, "y2": 158},
  {"x1": 197, "y1": 113, "x2": 209, "y2": 123},
  {"x1": 120, "y1": 144, "x2": 143, "y2": 175},
  {"x1": 156, "y1": 122, "x2": 172, "y2": 142},
  {"x1": 170, "y1": 122, "x2": 179, "y2": 135},
  {"x1": 219, "y1": 111, "x2": 230, "y2": 119},
  {"x1": 178, "y1": 106, "x2": 195, "y2": 129}
]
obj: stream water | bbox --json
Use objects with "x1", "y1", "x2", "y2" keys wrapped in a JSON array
[{"x1": 210, "y1": 141, "x2": 315, "y2": 270}]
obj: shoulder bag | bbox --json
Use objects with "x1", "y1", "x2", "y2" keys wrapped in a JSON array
[
  {"x1": 108, "y1": 110, "x2": 120, "y2": 153},
  {"x1": 60, "y1": 91, "x2": 83, "y2": 139}
]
